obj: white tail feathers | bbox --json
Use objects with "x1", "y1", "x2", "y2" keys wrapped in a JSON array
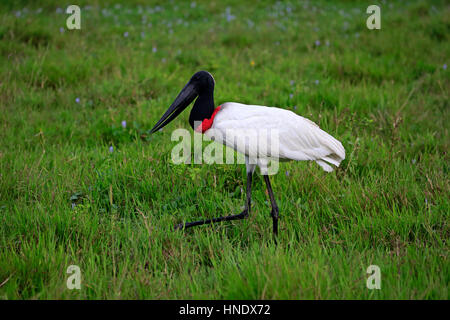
[
  {"x1": 316, "y1": 159, "x2": 334, "y2": 172},
  {"x1": 315, "y1": 133, "x2": 345, "y2": 172}
]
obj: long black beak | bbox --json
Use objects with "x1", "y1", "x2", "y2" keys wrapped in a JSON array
[{"x1": 150, "y1": 81, "x2": 198, "y2": 133}]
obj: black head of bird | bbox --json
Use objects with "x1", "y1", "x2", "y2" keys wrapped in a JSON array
[{"x1": 150, "y1": 70, "x2": 215, "y2": 133}]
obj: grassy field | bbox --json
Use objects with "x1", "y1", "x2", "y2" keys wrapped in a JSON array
[{"x1": 0, "y1": 0, "x2": 448, "y2": 299}]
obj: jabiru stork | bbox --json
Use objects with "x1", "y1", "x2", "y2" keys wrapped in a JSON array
[{"x1": 150, "y1": 71, "x2": 345, "y2": 236}]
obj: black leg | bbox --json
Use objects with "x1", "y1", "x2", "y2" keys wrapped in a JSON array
[
  {"x1": 175, "y1": 171, "x2": 253, "y2": 230},
  {"x1": 263, "y1": 175, "x2": 279, "y2": 237}
]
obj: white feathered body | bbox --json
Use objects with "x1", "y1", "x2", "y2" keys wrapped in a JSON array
[{"x1": 204, "y1": 102, "x2": 345, "y2": 173}]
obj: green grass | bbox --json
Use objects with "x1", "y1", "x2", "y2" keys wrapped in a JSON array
[{"x1": 0, "y1": 0, "x2": 448, "y2": 299}]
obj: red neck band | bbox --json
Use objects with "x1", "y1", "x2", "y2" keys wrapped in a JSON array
[{"x1": 194, "y1": 105, "x2": 222, "y2": 133}]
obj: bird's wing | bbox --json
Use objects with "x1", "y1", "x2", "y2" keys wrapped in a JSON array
[{"x1": 205, "y1": 102, "x2": 345, "y2": 172}]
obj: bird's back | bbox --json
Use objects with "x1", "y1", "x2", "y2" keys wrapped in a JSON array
[{"x1": 206, "y1": 102, "x2": 345, "y2": 172}]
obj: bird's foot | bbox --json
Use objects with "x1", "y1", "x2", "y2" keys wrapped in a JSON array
[
  {"x1": 271, "y1": 207, "x2": 279, "y2": 238},
  {"x1": 174, "y1": 209, "x2": 248, "y2": 231}
]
